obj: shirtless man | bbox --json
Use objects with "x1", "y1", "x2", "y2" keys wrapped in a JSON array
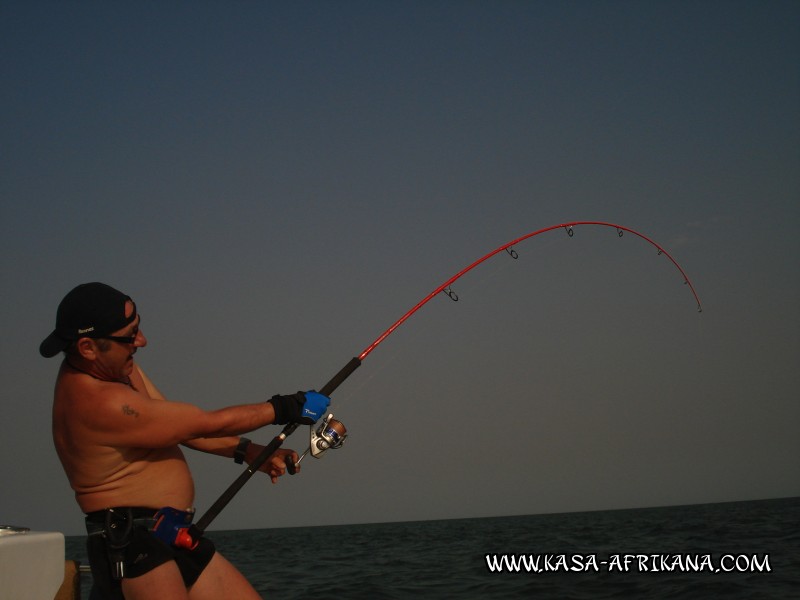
[{"x1": 40, "y1": 282, "x2": 330, "y2": 599}]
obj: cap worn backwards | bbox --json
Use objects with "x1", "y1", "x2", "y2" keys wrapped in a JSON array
[{"x1": 39, "y1": 282, "x2": 136, "y2": 358}]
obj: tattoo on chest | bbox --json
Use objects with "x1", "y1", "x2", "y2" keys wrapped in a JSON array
[{"x1": 122, "y1": 404, "x2": 139, "y2": 418}]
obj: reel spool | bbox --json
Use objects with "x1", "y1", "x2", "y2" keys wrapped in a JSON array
[
  {"x1": 291, "y1": 413, "x2": 348, "y2": 472},
  {"x1": 309, "y1": 413, "x2": 347, "y2": 458}
]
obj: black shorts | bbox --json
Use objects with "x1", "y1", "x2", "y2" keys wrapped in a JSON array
[{"x1": 86, "y1": 509, "x2": 215, "y2": 599}]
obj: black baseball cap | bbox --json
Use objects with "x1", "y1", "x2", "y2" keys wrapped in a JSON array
[{"x1": 39, "y1": 282, "x2": 137, "y2": 358}]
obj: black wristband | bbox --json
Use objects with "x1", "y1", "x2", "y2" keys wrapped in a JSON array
[
  {"x1": 234, "y1": 437, "x2": 251, "y2": 464},
  {"x1": 268, "y1": 392, "x2": 305, "y2": 425}
]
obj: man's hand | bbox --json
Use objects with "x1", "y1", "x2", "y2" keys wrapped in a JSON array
[
  {"x1": 299, "y1": 391, "x2": 330, "y2": 423},
  {"x1": 253, "y1": 447, "x2": 300, "y2": 483},
  {"x1": 268, "y1": 391, "x2": 331, "y2": 425}
]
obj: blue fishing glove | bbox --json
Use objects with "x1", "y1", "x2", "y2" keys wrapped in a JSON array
[
  {"x1": 269, "y1": 391, "x2": 330, "y2": 425},
  {"x1": 300, "y1": 391, "x2": 330, "y2": 423}
]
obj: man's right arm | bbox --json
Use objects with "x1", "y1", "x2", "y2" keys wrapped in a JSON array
[
  {"x1": 78, "y1": 385, "x2": 328, "y2": 449},
  {"x1": 79, "y1": 385, "x2": 279, "y2": 448}
]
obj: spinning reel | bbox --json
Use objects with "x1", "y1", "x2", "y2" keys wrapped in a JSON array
[{"x1": 289, "y1": 413, "x2": 348, "y2": 473}]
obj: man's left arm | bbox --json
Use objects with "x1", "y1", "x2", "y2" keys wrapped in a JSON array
[{"x1": 183, "y1": 436, "x2": 299, "y2": 482}]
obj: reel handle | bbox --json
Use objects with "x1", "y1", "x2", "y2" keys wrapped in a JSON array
[{"x1": 287, "y1": 455, "x2": 299, "y2": 475}]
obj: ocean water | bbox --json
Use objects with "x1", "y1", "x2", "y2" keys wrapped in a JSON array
[{"x1": 66, "y1": 496, "x2": 799, "y2": 599}]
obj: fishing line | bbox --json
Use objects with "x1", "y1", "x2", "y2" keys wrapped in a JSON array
[{"x1": 193, "y1": 220, "x2": 702, "y2": 534}]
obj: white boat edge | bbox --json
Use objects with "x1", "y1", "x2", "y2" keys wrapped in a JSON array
[{"x1": 0, "y1": 526, "x2": 80, "y2": 600}]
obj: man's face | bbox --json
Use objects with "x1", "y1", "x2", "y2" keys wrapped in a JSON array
[{"x1": 94, "y1": 300, "x2": 147, "y2": 379}]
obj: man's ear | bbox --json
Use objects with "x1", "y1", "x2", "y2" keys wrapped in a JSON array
[{"x1": 76, "y1": 338, "x2": 98, "y2": 360}]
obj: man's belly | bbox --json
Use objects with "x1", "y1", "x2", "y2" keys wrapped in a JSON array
[{"x1": 74, "y1": 446, "x2": 196, "y2": 513}]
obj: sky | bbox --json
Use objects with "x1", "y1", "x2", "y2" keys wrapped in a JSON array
[{"x1": 1, "y1": 1, "x2": 798, "y2": 536}]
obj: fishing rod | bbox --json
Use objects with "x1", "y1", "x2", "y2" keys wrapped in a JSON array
[{"x1": 194, "y1": 220, "x2": 701, "y2": 534}]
